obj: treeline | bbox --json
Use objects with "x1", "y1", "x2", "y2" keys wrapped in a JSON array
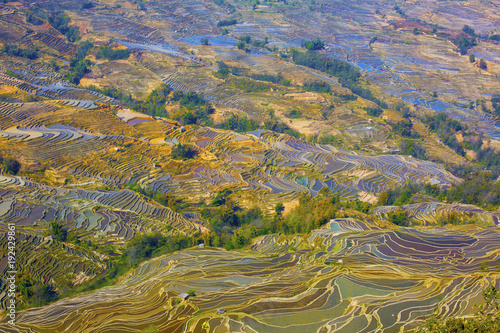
[
  {"x1": 490, "y1": 95, "x2": 500, "y2": 116},
  {"x1": 170, "y1": 90, "x2": 215, "y2": 125},
  {"x1": 399, "y1": 139, "x2": 426, "y2": 160},
  {"x1": 249, "y1": 73, "x2": 291, "y2": 86},
  {"x1": 301, "y1": 39, "x2": 325, "y2": 51},
  {"x1": 170, "y1": 143, "x2": 197, "y2": 160},
  {"x1": 364, "y1": 106, "x2": 383, "y2": 117},
  {"x1": 133, "y1": 84, "x2": 171, "y2": 118},
  {"x1": 303, "y1": 81, "x2": 331, "y2": 93},
  {"x1": 26, "y1": 8, "x2": 79, "y2": 42},
  {"x1": 291, "y1": 50, "x2": 388, "y2": 108},
  {"x1": 0, "y1": 44, "x2": 39, "y2": 60},
  {"x1": 96, "y1": 46, "x2": 130, "y2": 60},
  {"x1": 452, "y1": 35, "x2": 477, "y2": 55},
  {"x1": 236, "y1": 35, "x2": 269, "y2": 51},
  {"x1": 214, "y1": 0, "x2": 235, "y2": 13},
  {"x1": 218, "y1": 113, "x2": 259, "y2": 132},
  {"x1": 217, "y1": 18, "x2": 237, "y2": 27},
  {"x1": 217, "y1": 61, "x2": 290, "y2": 86},
  {"x1": 86, "y1": 85, "x2": 136, "y2": 106},
  {"x1": 379, "y1": 170, "x2": 500, "y2": 209},
  {"x1": 0, "y1": 155, "x2": 21, "y2": 175},
  {"x1": 424, "y1": 113, "x2": 500, "y2": 174},
  {"x1": 65, "y1": 41, "x2": 93, "y2": 84},
  {"x1": 390, "y1": 119, "x2": 419, "y2": 138}
]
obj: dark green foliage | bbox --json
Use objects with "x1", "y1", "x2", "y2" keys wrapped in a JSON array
[
  {"x1": 369, "y1": 36, "x2": 378, "y2": 45},
  {"x1": 286, "y1": 109, "x2": 302, "y2": 119},
  {"x1": 65, "y1": 41, "x2": 94, "y2": 85},
  {"x1": 0, "y1": 44, "x2": 39, "y2": 60},
  {"x1": 302, "y1": 39, "x2": 325, "y2": 51},
  {"x1": 275, "y1": 203, "x2": 284, "y2": 217},
  {"x1": 212, "y1": 188, "x2": 233, "y2": 207},
  {"x1": 418, "y1": 284, "x2": 500, "y2": 333},
  {"x1": 229, "y1": 76, "x2": 272, "y2": 92},
  {"x1": 214, "y1": 0, "x2": 235, "y2": 13},
  {"x1": 86, "y1": 85, "x2": 136, "y2": 107},
  {"x1": 170, "y1": 91, "x2": 215, "y2": 125},
  {"x1": 400, "y1": 139, "x2": 427, "y2": 160},
  {"x1": 49, "y1": 220, "x2": 67, "y2": 242},
  {"x1": 490, "y1": 34, "x2": 500, "y2": 41},
  {"x1": 425, "y1": 113, "x2": 466, "y2": 156},
  {"x1": 391, "y1": 119, "x2": 419, "y2": 138},
  {"x1": 151, "y1": 192, "x2": 186, "y2": 213},
  {"x1": 394, "y1": 5, "x2": 406, "y2": 17},
  {"x1": 200, "y1": 37, "x2": 209, "y2": 45},
  {"x1": 249, "y1": 73, "x2": 290, "y2": 86},
  {"x1": 387, "y1": 209, "x2": 409, "y2": 226},
  {"x1": 133, "y1": 84, "x2": 171, "y2": 118},
  {"x1": 339, "y1": 94, "x2": 358, "y2": 101},
  {"x1": 66, "y1": 58, "x2": 91, "y2": 85},
  {"x1": 318, "y1": 134, "x2": 344, "y2": 145},
  {"x1": 218, "y1": 113, "x2": 259, "y2": 133},
  {"x1": 75, "y1": 40, "x2": 93, "y2": 61},
  {"x1": 446, "y1": 171, "x2": 500, "y2": 207},
  {"x1": 126, "y1": 232, "x2": 195, "y2": 268},
  {"x1": 263, "y1": 120, "x2": 301, "y2": 138},
  {"x1": 80, "y1": 1, "x2": 95, "y2": 9},
  {"x1": 469, "y1": 54, "x2": 476, "y2": 62},
  {"x1": 303, "y1": 81, "x2": 331, "y2": 93},
  {"x1": 479, "y1": 59, "x2": 487, "y2": 70},
  {"x1": 491, "y1": 96, "x2": 500, "y2": 117},
  {"x1": 217, "y1": 18, "x2": 237, "y2": 27},
  {"x1": 2, "y1": 156, "x2": 21, "y2": 175},
  {"x1": 26, "y1": 7, "x2": 47, "y2": 25},
  {"x1": 452, "y1": 35, "x2": 477, "y2": 55},
  {"x1": 291, "y1": 50, "x2": 387, "y2": 108},
  {"x1": 292, "y1": 50, "x2": 359, "y2": 84},
  {"x1": 236, "y1": 40, "x2": 246, "y2": 50},
  {"x1": 365, "y1": 106, "x2": 383, "y2": 117},
  {"x1": 279, "y1": 192, "x2": 338, "y2": 234},
  {"x1": 462, "y1": 25, "x2": 476, "y2": 37},
  {"x1": 239, "y1": 35, "x2": 251, "y2": 44},
  {"x1": 217, "y1": 61, "x2": 230, "y2": 78},
  {"x1": 378, "y1": 182, "x2": 422, "y2": 206},
  {"x1": 6, "y1": 69, "x2": 19, "y2": 78},
  {"x1": 252, "y1": 37, "x2": 268, "y2": 48},
  {"x1": 96, "y1": 46, "x2": 130, "y2": 60},
  {"x1": 48, "y1": 12, "x2": 79, "y2": 42},
  {"x1": 171, "y1": 143, "x2": 197, "y2": 160}
]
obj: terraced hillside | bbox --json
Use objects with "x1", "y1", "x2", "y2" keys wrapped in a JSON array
[
  {"x1": 2, "y1": 220, "x2": 499, "y2": 332},
  {"x1": 0, "y1": 0, "x2": 500, "y2": 332}
]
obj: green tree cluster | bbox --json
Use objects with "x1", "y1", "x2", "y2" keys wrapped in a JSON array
[
  {"x1": 96, "y1": 46, "x2": 130, "y2": 60},
  {"x1": 218, "y1": 113, "x2": 259, "y2": 132},
  {"x1": 171, "y1": 143, "x2": 197, "y2": 160},
  {"x1": 0, "y1": 44, "x2": 39, "y2": 59},
  {"x1": 1, "y1": 156, "x2": 21, "y2": 175},
  {"x1": 301, "y1": 39, "x2": 325, "y2": 51},
  {"x1": 303, "y1": 81, "x2": 331, "y2": 93},
  {"x1": 65, "y1": 41, "x2": 94, "y2": 84},
  {"x1": 217, "y1": 18, "x2": 237, "y2": 27}
]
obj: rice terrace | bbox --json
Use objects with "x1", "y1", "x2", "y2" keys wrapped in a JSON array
[{"x1": 0, "y1": 0, "x2": 499, "y2": 332}]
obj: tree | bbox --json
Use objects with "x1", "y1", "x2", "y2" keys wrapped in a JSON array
[
  {"x1": 479, "y1": 59, "x2": 487, "y2": 70},
  {"x1": 200, "y1": 37, "x2": 209, "y2": 46},
  {"x1": 49, "y1": 220, "x2": 67, "y2": 242},
  {"x1": 275, "y1": 203, "x2": 284, "y2": 217},
  {"x1": 469, "y1": 54, "x2": 476, "y2": 63},
  {"x1": 171, "y1": 143, "x2": 197, "y2": 160},
  {"x1": 3, "y1": 157, "x2": 21, "y2": 175}
]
